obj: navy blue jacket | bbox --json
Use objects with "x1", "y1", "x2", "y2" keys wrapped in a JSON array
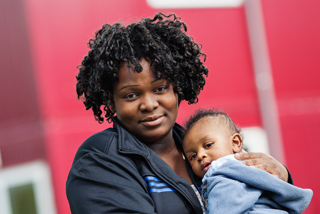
[{"x1": 66, "y1": 117, "x2": 204, "y2": 214}]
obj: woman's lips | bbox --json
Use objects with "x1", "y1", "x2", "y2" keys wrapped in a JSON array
[
  {"x1": 201, "y1": 162, "x2": 211, "y2": 173},
  {"x1": 140, "y1": 115, "x2": 164, "y2": 127}
]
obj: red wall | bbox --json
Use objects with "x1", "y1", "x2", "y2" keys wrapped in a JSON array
[
  {"x1": 262, "y1": 1, "x2": 320, "y2": 213},
  {"x1": 0, "y1": 0, "x2": 46, "y2": 167},
  {"x1": 21, "y1": 0, "x2": 320, "y2": 213}
]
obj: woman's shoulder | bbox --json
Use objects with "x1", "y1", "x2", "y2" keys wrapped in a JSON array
[
  {"x1": 72, "y1": 127, "x2": 118, "y2": 164},
  {"x1": 86, "y1": 127, "x2": 117, "y2": 144}
]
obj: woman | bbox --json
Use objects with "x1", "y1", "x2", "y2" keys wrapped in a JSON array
[{"x1": 66, "y1": 13, "x2": 291, "y2": 214}]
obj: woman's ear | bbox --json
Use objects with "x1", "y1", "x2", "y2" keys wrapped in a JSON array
[
  {"x1": 108, "y1": 92, "x2": 116, "y2": 113},
  {"x1": 232, "y1": 133, "x2": 243, "y2": 153},
  {"x1": 110, "y1": 101, "x2": 116, "y2": 113}
]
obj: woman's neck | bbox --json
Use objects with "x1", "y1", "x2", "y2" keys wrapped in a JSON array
[
  {"x1": 145, "y1": 130, "x2": 177, "y2": 158},
  {"x1": 145, "y1": 131, "x2": 192, "y2": 184}
]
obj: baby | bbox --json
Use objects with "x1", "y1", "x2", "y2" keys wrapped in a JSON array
[{"x1": 183, "y1": 108, "x2": 313, "y2": 214}]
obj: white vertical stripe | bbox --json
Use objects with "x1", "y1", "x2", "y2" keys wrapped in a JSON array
[{"x1": 244, "y1": 0, "x2": 285, "y2": 164}]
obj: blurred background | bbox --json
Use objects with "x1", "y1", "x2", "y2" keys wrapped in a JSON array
[{"x1": 0, "y1": 0, "x2": 319, "y2": 213}]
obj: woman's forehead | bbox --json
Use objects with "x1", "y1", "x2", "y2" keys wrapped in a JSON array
[
  {"x1": 117, "y1": 60, "x2": 154, "y2": 81},
  {"x1": 113, "y1": 59, "x2": 168, "y2": 92}
]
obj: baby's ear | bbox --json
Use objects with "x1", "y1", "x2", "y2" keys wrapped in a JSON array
[{"x1": 232, "y1": 133, "x2": 243, "y2": 153}]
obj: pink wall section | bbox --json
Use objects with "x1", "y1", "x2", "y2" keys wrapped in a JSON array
[{"x1": 22, "y1": 0, "x2": 319, "y2": 213}]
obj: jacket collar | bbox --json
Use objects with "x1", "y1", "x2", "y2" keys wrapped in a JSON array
[
  {"x1": 112, "y1": 116, "x2": 202, "y2": 186},
  {"x1": 112, "y1": 116, "x2": 151, "y2": 156},
  {"x1": 112, "y1": 116, "x2": 185, "y2": 156}
]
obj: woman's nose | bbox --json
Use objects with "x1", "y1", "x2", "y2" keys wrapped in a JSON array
[{"x1": 140, "y1": 93, "x2": 159, "y2": 112}]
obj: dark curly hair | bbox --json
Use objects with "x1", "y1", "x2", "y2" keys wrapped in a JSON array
[
  {"x1": 76, "y1": 13, "x2": 209, "y2": 123},
  {"x1": 184, "y1": 108, "x2": 242, "y2": 136}
]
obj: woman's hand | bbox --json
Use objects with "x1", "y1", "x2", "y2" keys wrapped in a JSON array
[{"x1": 234, "y1": 151, "x2": 289, "y2": 182}]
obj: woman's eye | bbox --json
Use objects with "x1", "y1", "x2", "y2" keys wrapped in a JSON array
[
  {"x1": 205, "y1": 143, "x2": 213, "y2": 149},
  {"x1": 124, "y1": 93, "x2": 137, "y2": 99},
  {"x1": 154, "y1": 86, "x2": 167, "y2": 92}
]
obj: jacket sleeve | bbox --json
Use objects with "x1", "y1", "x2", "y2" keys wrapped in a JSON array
[
  {"x1": 66, "y1": 152, "x2": 156, "y2": 214},
  {"x1": 286, "y1": 166, "x2": 294, "y2": 184}
]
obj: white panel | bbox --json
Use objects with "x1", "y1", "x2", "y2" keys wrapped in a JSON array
[
  {"x1": 146, "y1": 0, "x2": 244, "y2": 8},
  {"x1": 241, "y1": 127, "x2": 269, "y2": 154},
  {"x1": 0, "y1": 161, "x2": 56, "y2": 214}
]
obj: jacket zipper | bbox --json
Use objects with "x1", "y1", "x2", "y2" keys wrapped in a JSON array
[{"x1": 120, "y1": 149, "x2": 202, "y2": 214}]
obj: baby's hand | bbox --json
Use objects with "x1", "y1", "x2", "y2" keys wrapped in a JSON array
[{"x1": 235, "y1": 152, "x2": 288, "y2": 182}]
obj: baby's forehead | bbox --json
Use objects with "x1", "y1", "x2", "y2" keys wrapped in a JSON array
[
  {"x1": 197, "y1": 115, "x2": 230, "y2": 129},
  {"x1": 199, "y1": 115, "x2": 235, "y2": 135},
  {"x1": 184, "y1": 115, "x2": 233, "y2": 139},
  {"x1": 183, "y1": 116, "x2": 232, "y2": 147}
]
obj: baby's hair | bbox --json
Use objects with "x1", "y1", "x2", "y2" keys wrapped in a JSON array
[
  {"x1": 184, "y1": 108, "x2": 242, "y2": 136},
  {"x1": 76, "y1": 13, "x2": 208, "y2": 123}
]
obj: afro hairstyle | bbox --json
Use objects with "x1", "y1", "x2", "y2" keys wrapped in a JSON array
[{"x1": 76, "y1": 13, "x2": 209, "y2": 123}]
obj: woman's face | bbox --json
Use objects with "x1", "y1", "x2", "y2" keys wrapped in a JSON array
[{"x1": 112, "y1": 58, "x2": 179, "y2": 143}]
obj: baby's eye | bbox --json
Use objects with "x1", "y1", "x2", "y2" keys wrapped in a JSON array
[
  {"x1": 124, "y1": 93, "x2": 138, "y2": 99},
  {"x1": 154, "y1": 86, "x2": 168, "y2": 93},
  {"x1": 190, "y1": 153, "x2": 197, "y2": 161},
  {"x1": 205, "y1": 143, "x2": 213, "y2": 149}
]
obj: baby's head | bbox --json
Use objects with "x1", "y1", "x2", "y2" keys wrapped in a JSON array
[{"x1": 183, "y1": 109, "x2": 243, "y2": 178}]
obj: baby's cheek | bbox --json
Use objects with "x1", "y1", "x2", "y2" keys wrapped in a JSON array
[
  {"x1": 193, "y1": 164, "x2": 202, "y2": 177},
  {"x1": 191, "y1": 164, "x2": 197, "y2": 173}
]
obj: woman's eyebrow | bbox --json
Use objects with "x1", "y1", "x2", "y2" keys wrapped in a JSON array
[
  {"x1": 151, "y1": 79, "x2": 162, "y2": 83},
  {"x1": 118, "y1": 79, "x2": 163, "y2": 92},
  {"x1": 118, "y1": 84, "x2": 139, "y2": 92}
]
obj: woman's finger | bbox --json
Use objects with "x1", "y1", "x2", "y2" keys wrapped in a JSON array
[
  {"x1": 234, "y1": 152, "x2": 263, "y2": 160},
  {"x1": 249, "y1": 164, "x2": 281, "y2": 180},
  {"x1": 240, "y1": 149, "x2": 247, "y2": 153},
  {"x1": 240, "y1": 158, "x2": 261, "y2": 167},
  {"x1": 234, "y1": 152, "x2": 288, "y2": 182}
]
